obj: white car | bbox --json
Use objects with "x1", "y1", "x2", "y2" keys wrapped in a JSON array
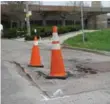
[
  {"x1": 0, "y1": 24, "x2": 3, "y2": 30},
  {"x1": 0, "y1": 24, "x2": 3, "y2": 36}
]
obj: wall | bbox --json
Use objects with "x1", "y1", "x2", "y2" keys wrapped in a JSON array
[{"x1": 96, "y1": 14, "x2": 108, "y2": 29}]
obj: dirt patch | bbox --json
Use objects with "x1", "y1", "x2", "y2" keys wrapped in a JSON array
[
  {"x1": 64, "y1": 58, "x2": 97, "y2": 76},
  {"x1": 76, "y1": 65, "x2": 97, "y2": 74},
  {"x1": 76, "y1": 61, "x2": 110, "y2": 73}
]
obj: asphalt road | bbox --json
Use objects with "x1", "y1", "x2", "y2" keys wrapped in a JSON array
[
  {"x1": 1, "y1": 39, "x2": 43, "y2": 104},
  {"x1": 1, "y1": 39, "x2": 110, "y2": 104}
]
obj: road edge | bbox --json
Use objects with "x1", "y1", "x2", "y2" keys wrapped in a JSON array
[{"x1": 62, "y1": 44, "x2": 110, "y2": 56}]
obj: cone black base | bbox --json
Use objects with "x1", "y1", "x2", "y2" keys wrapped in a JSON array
[
  {"x1": 28, "y1": 65, "x2": 44, "y2": 68},
  {"x1": 46, "y1": 75, "x2": 68, "y2": 80}
]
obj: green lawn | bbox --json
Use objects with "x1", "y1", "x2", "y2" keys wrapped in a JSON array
[{"x1": 64, "y1": 29, "x2": 110, "y2": 51}]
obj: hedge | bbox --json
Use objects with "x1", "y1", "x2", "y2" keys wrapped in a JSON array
[
  {"x1": 2, "y1": 28, "x2": 26, "y2": 39},
  {"x1": 2, "y1": 25, "x2": 81, "y2": 40}
]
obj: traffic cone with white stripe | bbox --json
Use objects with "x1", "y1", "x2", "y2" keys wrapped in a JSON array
[
  {"x1": 47, "y1": 26, "x2": 67, "y2": 79},
  {"x1": 28, "y1": 36, "x2": 44, "y2": 67}
]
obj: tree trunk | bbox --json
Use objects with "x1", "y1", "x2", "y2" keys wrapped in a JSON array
[
  {"x1": 74, "y1": 20, "x2": 76, "y2": 26},
  {"x1": 26, "y1": 1, "x2": 31, "y2": 36},
  {"x1": 62, "y1": 19, "x2": 66, "y2": 26},
  {"x1": 10, "y1": 20, "x2": 13, "y2": 29},
  {"x1": 42, "y1": 19, "x2": 46, "y2": 26}
]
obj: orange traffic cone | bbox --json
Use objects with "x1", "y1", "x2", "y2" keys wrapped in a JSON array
[
  {"x1": 28, "y1": 36, "x2": 44, "y2": 67},
  {"x1": 47, "y1": 26, "x2": 67, "y2": 79}
]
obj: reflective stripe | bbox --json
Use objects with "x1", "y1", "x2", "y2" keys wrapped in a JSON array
[
  {"x1": 52, "y1": 44, "x2": 60, "y2": 50},
  {"x1": 52, "y1": 32, "x2": 59, "y2": 41},
  {"x1": 34, "y1": 41, "x2": 38, "y2": 45},
  {"x1": 52, "y1": 41, "x2": 60, "y2": 44},
  {"x1": 52, "y1": 32, "x2": 58, "y2": 35},
  {"x1": 51, "y1": 32, "x2": 60, "y2": 49}
]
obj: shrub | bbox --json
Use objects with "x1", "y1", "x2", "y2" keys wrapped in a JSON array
[
  {"x1": 16, "y1": 29, "x2": 26, "y2": 38},
  {"x1": 25, "y1": 35, "x2": 34, "y2": 41},
  {"x1": 24, "y1": 25, "x2": 81, "y2": 40},
  {"x1": 2, "y1": 28, "x2": 17, "y2": 39},
  {"x1": 2, "y1": 25, "x2": 81, "y2": 40},
  {"x1": 74, "y1": 25, "x2": 81, "y2": 31},
  {"x1": 58, "y1": 27, "x2": 66, "y2": 34},
  {"x1": 2, "y1": 28, "x2": 27, "y2": 39}
]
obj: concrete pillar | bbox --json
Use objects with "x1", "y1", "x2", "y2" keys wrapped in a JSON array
[
  {"x1": 21, "y1": 21, "x2": 25, "y2": 29},
  {"x1": 17, "y1": 21, "x2": 20, "y2": 28},
  {"x1": 41, "y1": 12, "x2": 47, "y2": 26},
  {"x1": 10, "y1": 20, "x2": 13, "y2": 29},
  {"x1": 87, "y1": 15, "x2": 97, "y2": 29},
  {"x1": 74, "y1": 20, "x2": 76, "y2": 25},
  {"x1": 96, "y1": 14, "x2": 108, "y2": 29}
]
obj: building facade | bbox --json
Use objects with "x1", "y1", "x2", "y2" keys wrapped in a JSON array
[{"x1": 1, "y1": 1, "x2": 110, "y2": 29}]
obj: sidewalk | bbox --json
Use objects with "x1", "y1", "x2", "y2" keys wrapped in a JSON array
[{"x1": 14, "y1": 30, "x2": 97, "y2": 44}]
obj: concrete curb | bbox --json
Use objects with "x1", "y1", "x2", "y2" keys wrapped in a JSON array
[{"x1": 62, "y1": 44, "x2": 110, "y2": 56}]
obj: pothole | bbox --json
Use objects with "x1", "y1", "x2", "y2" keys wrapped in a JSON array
[
  {"x1": 76, "y1": 65, "x2": 97, "y2": 74},
  {"x1": 7, "y1": 61, "x2": 51, "y2": 99},
  {"x1": 6, "y1": 60, "x2": 98, "y2": 99},
  {"x1": 65, "y1": 59, "x2": 97, "y2": 75}
]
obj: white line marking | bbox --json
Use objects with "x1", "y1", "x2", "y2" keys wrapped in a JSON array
[
  {"x1": 41, "y1": 95, "x2": 70, "y2": 101},
  {"x1": 53, "y1": 89, "x2": 63, "y2": 97},
  {"x1": 41, "y1": 94, "x2": 49, "y2": 101}
]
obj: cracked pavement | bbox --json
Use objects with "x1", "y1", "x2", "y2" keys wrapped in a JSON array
[{"x1": 1, "y1": 38, "x2": 110, "y2": 104}]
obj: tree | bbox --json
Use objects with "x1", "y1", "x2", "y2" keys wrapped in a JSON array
[
  {"x1": 66, "y1": 1, "x2": 89, "y2": 42},
  {"x1": 58, "y1": 5, "x2": 69, "y2": 26},
  {"x1": 4, "y1": 1, "x2": 25, "y2": 29},
  {"x1": 25, "y1": 1, "x2": 31, "y2": 36},
  {"x1": 36, "y1": 1, "x2": 48, "y2": 26},
  {"x1": 80, "y1": 1, "x2": 85, "y2": 43}
]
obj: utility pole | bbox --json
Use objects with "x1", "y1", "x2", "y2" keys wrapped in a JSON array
[
  {"x1": 80, "y1": 1, "x2": 85, "y2": 43},
  {"x1": 25, "y1": 1, "x2": 31, "y2": 36}
]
